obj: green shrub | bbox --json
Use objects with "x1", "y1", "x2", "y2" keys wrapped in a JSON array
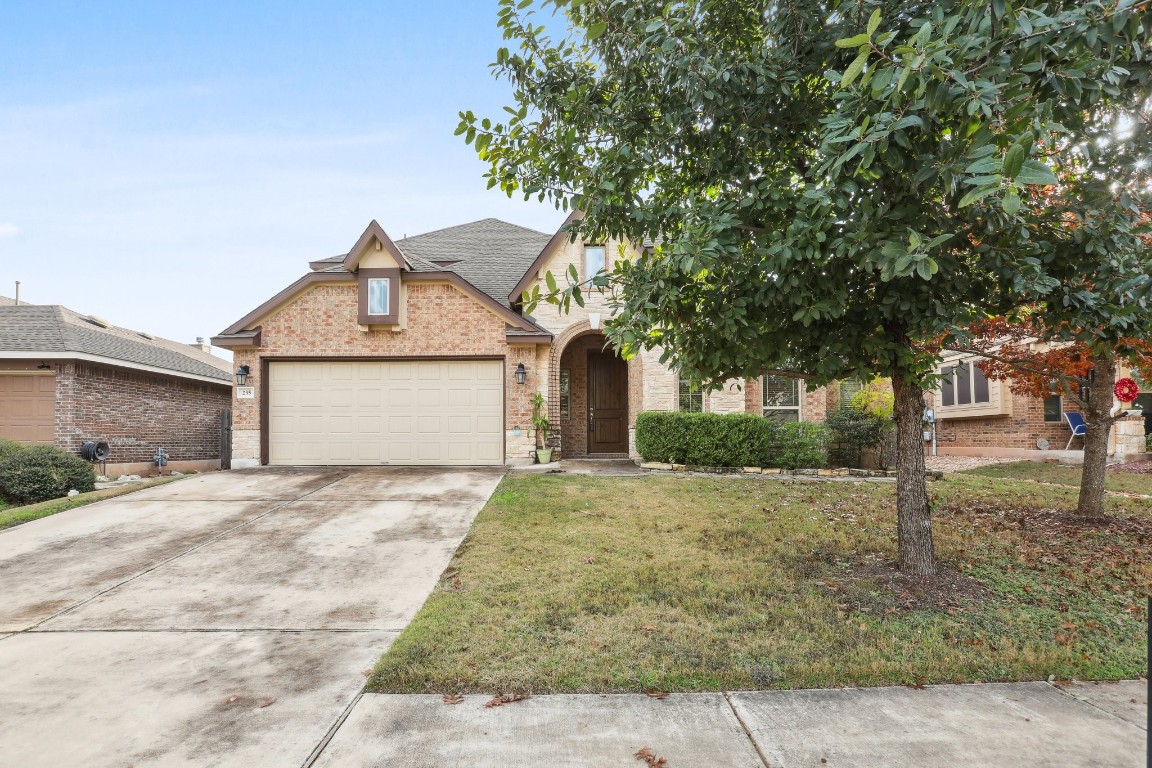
[
  {"x1": 634, "y1": 412, "x2": 830, "y2": 468},
  {"x1": 0, "y1": 438, "x2": 27, "y2": 462},
  {"x1": 771, "y1": 421, "x2": 831, "y2": 469},
  {"x1": 0, "y1": 445, "x2": 96, "y2": 504},
  {"x1": 826, "y1": 406, "x2": 892, "y2": 468}
]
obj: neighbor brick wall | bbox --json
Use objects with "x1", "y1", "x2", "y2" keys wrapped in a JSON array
[
  {"x1": 928, "y1": 388, "x2": 1076, "y2": 450},
  {"x1": 54, "y1": 362, "x2": 230, "y2": 463},
  {"x1": 231, "y1": 280, "x2": 537, "y2": 464}
]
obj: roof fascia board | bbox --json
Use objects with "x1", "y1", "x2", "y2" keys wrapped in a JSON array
[
  {"x1": 342, "y1": 220, "x2": 412, "y2": 272},
  {"x1": 508, "y1": 210, "x2": 584, "y2": 305},
  {"x1": 0, "y1": 351, "x2": 230, "y2": 386}
]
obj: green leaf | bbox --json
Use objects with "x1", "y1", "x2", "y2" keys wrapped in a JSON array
[
  {"x1": 1001, "y1": 190, "x2": 1021, "y2": 215},
  {"x1": 836, "y1": 34, "x2": 871, "y2": 48},
  {"x1": 545, "y1": 271, "x2": 558, "y2": 293},
  {"x1": 840, "y1": 50, "x2": 869, "y2": 88},
  {"x1": 866, "y1": 9, "x2": 882, "y2": 36},
  {"x1": 958, "y1": 185, "x2": 999, "y2": 208},
  {"x1": 1002, "y1": 144, "x2": 1025, "y2": 180},
  {"x1": 1015, "y1": 159, "x2": 1059, "y2": 186},
  {"x1": 586, "y1": 21, "x2": 607, "y2": 40}
]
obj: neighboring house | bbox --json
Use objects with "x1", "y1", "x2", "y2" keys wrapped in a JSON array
[
  {"x1": 925, "y1": 351, "x2": 1147, "y2": 461},
  {"x1": 213, "y1": 217, "x2": 834, "y2": 467},
  {"x1": 0, "y1": 298, "x2": 234, "y2": 475}
]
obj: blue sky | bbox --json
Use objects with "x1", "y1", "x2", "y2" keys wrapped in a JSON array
[{"x1": 0, "y1": 1, "x2": 564, "y2": 354}]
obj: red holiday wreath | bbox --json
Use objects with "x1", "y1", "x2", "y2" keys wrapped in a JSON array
[{"x1": 1113, "y1": 377, "x2": 1139, "y2": 403}]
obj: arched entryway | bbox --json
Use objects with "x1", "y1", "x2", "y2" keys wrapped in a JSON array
[{"x1": 549, "y1": 325, "x2": 631, "y2": 458}]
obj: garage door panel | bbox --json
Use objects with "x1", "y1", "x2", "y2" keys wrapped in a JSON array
[{"x1": 268, "y1": 361, "x2": 503, "y2": 466}]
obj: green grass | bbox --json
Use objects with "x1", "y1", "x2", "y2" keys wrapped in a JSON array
[
  {"x1": 0, "y1": 476, "x2": 186, "y2": 530},
  {"x1": 962, "y1": 460, "x2": 1152, "y2": 496},
  {"x1": 368, "y1": 473, "x2": 1150, "y2": 694}
]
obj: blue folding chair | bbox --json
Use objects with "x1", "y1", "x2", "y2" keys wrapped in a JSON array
[{"x1": 1064, "y1": 412, "x2": 1087, "y2": 450}]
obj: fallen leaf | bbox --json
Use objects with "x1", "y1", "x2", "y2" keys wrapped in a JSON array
[
  {"x1": 484, "y1": 692, "x2": 531, "y2": 708},
  {"x1": 259, "y1": 698, "x2": 275, "y2": 709},
  {"x1": 644, "y1": 691, "x2": 668, "y2": 700},
  {"x1": 634, "y1": 746, "x2": 669, "y2": 766},
  {"x1": 443, "y1": 694, "x2": 464, "y2": 705}
]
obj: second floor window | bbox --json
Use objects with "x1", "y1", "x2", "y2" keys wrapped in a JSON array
[
  {"x1": 585, "y1": 246, "x2": 605, "y2": 280},
  {"x1": 367, "y1": 278, "x2": 390, "y2": 315}
]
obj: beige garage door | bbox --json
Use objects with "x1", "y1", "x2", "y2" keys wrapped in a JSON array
[
  {"x1": 268, "y1": 360, "x2": 503, "y2": 466},
  {"x1": 0, "y1": 373, "x2": 56, "y2": 444}
]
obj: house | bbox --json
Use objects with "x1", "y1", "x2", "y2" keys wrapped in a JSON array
[
  {"x1": 925, "y1": 351, "x2": 1148, "y2": 461},
  {"x1": 212, "y1": 217, "x2": 833, "y2": 467},
  {"x1": 0, "y1": 298, "x2": 234, "y2": 475}
]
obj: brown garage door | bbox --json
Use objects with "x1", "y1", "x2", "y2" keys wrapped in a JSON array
[{"x1": 0, "y1": 373, "x2": 56, "y2": 444}]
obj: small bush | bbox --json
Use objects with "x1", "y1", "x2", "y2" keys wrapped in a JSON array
[
  {"x1": 634, "y1": 412, "x2": 830, "y2": 468},
  {"x1": 826, "y1": 407, "x2": 891, "y2": 468},
  {"x1": 0, "y1": 438, "x2": 27, "y2": 462},
  {"x1": 0, "y1": 445, "x2": 96, "y2": 504},
  {"x1": 771, "y1": 421, "x2": 831, "y2": 469}
]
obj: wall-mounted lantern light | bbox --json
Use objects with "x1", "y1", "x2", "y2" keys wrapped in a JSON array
[
  {"x1": 515, "y1": 363, "x2": 527, "y2": 385},
  {"x1": 235, "y1": 364, "x2": 250, "y2": 386}
]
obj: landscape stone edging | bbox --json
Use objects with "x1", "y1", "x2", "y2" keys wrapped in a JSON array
[{"x1": 637, "y1": 462, "x2": 944, "y2": 480}]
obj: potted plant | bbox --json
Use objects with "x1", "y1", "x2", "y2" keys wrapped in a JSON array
[{"x1": 532, "y1": 393, "x2": 553, "y2": 463}]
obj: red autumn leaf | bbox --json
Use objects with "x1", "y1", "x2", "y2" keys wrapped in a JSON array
[
  {"x1": 443, "y1": 694, "x2": 464, "y2": 705},
  {"x1": 484, "y1": 692, "x2": 531, "y2": 708},
  {"x1": 634, "y1": 746, "x2": 669, "y2": 767}
]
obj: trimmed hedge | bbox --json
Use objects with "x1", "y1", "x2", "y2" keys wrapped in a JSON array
[
  {"x1": 0, "y1": 445, "x2": 96, "y2": 504},
  {"x1": 635, "y1": 411, "x2": 830, "y2": 469},
  {"x1": 0, "y1": 438, "x2": 26, "y2": 463}
]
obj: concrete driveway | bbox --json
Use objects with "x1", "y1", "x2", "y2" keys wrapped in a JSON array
[{"x1": 0, "y1": 466, "x2": 504, "y2": 767}]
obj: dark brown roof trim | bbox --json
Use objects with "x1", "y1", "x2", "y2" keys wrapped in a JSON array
[
  {"x1": 218, "y1": 272, "x2": 353, "y2": 337},
  {"x1": 210, "y1": 328, "x2": 262, "y2": 348},
  {"x1": 504, "y1": 332, "x2": 552, "y2": 344},
  {"x1": 508, "y1": 210, "x2": 584, "y2": 306},
  {"x1": 342, "y1": 220, "x2": 412, "y2": 272}
]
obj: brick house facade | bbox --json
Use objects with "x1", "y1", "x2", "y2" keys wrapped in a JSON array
[
  {"x1": 212, "y1": 217, "x2": 1145, "y2": 467},
  {"x1": 0, "y1": 303, "x2": 233, "y2": 475}
]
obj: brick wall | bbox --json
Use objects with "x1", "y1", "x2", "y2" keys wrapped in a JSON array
[
  {"x1": 231, "y1": 280, "x2": 536, "y2": 465},
  {"x1": 55, "y1": 362, "x2": 230, "y2": 462},
  {"x1": 928, "y1": 388, "x2": 1077, "y2": 450}
]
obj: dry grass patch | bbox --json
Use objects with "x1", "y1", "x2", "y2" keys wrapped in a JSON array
[
  {"x1": 368, "y1": 474, "x2": 1149, "y2": 694},
  {"x1": 0, "y1": 476, "x2": 185, "y2": 530}
]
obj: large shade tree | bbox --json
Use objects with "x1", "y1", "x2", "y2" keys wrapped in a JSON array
[{"x1": 461, "y1": 0, "x2": 1152, "y2": 576}]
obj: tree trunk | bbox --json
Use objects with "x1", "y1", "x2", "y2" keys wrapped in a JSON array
[
  {"x1": 1076, "y1": 353, "x2": 1116, "y2": 518},
  {"x1": 891, "y1": 374, "x2": 938, "y2": 577}
]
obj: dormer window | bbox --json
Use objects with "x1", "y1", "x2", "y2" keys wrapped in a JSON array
[
  {"x1": 358, "y1": 268, "x2": 400, "y2": 325},
  {"x1": 368, "y1": 278, "x2": 390, "y2": 315}
]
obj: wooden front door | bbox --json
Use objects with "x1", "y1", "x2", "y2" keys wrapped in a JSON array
[{"x1": 587, "y1": 350, "x2": 628, "y2": 453}]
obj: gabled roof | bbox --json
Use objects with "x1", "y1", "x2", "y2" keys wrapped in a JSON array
[
  {"x1": 341, "y1": 220, "x2": 412, "y2": 272},
  {"x1": 508, "y1": 211, "x2": 583, "y2": 306},
  {"x1": 217, "y1": 218, "x2": 559, "y2": 343},
  {"x1": 0, "y1": 305, "x2": 232, "y2": 384}
]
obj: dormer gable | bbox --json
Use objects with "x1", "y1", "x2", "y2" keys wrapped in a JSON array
[{"x1": 342, "y1": 220, "x2": 412, "y2": 272}]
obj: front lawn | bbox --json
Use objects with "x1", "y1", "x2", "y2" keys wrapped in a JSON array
[
  {"x1": 0, "y1": 476, "x2": 184, "y2": 530},
  {"x1": 369, "y1": 474, "x2": 1150, "y2": 694},
  {"x1": 962, "y1": 460, "x2": 1152, "y2": 496}
]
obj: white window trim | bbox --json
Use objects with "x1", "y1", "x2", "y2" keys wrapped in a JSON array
[
  {"x1": 367, "y1": 277, "x2": 390, "y2": 315},
  {"x1": 762, "y1": 375, "x2": 803, "y2": 421},
  {"x1": 584, "y1": 245, "x2": 606, "y2": 281}
]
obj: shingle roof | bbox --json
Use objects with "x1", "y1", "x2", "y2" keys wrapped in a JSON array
[
  {"x1": 394, "y1": 219, "x2": 552, "y2": 307},
  {"x1": 307, "y1": 219, "x2": 553, "y2": 309},
  {"x1": 0, "y1": 305, "x2": 232, "y2": 382}
]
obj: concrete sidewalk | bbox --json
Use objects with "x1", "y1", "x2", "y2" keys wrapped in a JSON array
[{"x1": 313, "y1": 680, "x2": 1147, "y2": 767}]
